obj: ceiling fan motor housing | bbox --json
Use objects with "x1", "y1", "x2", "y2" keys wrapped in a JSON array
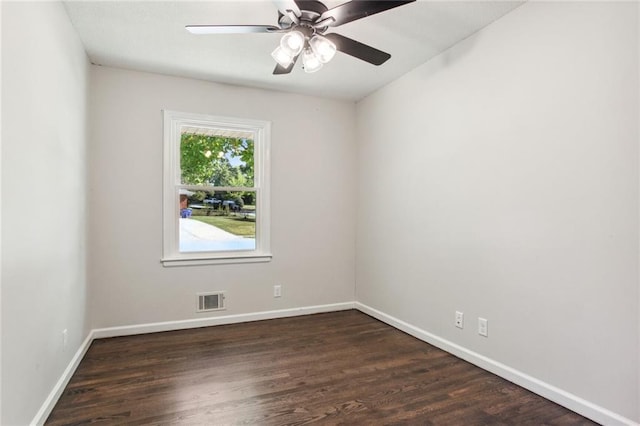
[{"x1": 278, "y1": 1, "x2": 330, "y2": 35}]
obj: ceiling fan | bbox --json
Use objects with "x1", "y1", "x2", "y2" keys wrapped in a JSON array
[{"x1": 186, "y1": 0, "x2": 416, "y2": 74}]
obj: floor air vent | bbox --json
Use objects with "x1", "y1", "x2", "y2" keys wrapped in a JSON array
[{"x1": 197, "y1": 292, "x2": 225, "y2": 312}]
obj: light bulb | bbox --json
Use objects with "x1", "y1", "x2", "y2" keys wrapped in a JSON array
[
  {"x1": 280, "y1": 31, "x2": 305, "y2": 56},
  {"x1": 309, "y1": 35, "x2": 336, "y2": 63},
  {"x1": 302, "y1": 49, "x2": 323, "y2": 73},
  {"x1": 271, "y1": 46, "x2": 294, "y2": 67}
]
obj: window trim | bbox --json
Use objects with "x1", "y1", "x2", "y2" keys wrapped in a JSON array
[{"x1": 161, "y1": 110, "x2": 271, "y2": 266}]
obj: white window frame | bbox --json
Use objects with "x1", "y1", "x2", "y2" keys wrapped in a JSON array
[{"x1": 161, "y1": 110, "x2": 271, "y2": 266}]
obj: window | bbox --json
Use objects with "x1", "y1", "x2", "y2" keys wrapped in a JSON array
[{"x1": 162, "y1": 110, "x2": 271, "y2": 266}]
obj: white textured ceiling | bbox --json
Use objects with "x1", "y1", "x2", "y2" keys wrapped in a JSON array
[{"x1": 63, "y1": 0, "x2": 523, "y2": 101}]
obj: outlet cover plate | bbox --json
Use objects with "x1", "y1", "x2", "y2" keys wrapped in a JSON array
[
  {"x1": 455, "y1": 311, "x2": 464, "y2": 329},
  {"x1": 478, "y1": 317, "x2": 488, "y2": 337}
]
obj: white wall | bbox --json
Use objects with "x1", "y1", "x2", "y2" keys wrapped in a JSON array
[
  {"x1": 1, "y1": 2, "x2": 89, "y2": 425},
  {"x1": 0, "y1": 2, "x2": 4, "y2": 422},
  {"x1": 88, "y1": 66, "x2": 356, "y2": 328},
  {"x1": 356, "y1": 1, "x2": 638, "y2": 422}
]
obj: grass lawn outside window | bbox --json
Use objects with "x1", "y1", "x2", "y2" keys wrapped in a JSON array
[{"x1": 190, "y1": 209, "x2": 255, "y2": 237}]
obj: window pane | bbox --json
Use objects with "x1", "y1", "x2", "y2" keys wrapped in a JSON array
[
  {"x1": 164, "y1": 111, "x2": 270, "y2": 264},
  {"x1": 180, "y1": 129, "x2": 254, "y2": 187},
  {"x1": 179, "y1": 189, "x2": 256, "y2": 252}
]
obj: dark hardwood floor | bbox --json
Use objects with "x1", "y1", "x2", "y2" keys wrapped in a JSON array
[{"x1": 46, "y1": 310, "x2": 598, "y2": 425}]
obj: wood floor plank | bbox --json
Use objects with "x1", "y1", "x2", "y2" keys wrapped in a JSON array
[{"x1": 46, "y1": 310, "x2": 598, "y2": 425}]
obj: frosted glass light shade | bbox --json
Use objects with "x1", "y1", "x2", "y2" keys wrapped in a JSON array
[
  {"x1": 271, "y1": 46, "x2": 294, "y2": 67},
  {"x1": 302, "y1": 49, "x2": 323, "y2": 73},
  {"x1": 280, "y1": 31, "x2": 305, "y2": 56},
  {"x1": 309, "y1": 35, "x2": 336, "y2": 63}
]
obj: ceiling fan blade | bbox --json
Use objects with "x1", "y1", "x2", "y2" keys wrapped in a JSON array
[
  {"x1": 273, "y1": 54, "x2": 301, "y2": 75},
  {"x1": 294, "y1": 0, "x2": 328, "y2": 14},
  {"x1": 319, "y1": 1, "x2": 415, "y2": 28},
  {"x1": 185, "y1": 25, "x2": 281, "y2": 35},
  {"x1": 323, "y1": 33, "x2": 391, "y2": 66}
]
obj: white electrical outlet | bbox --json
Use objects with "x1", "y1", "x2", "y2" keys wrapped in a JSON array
[
  {"x1": 62, "y1": 329, "x2": 68, "y2": 350},
  {"x1": 478, "y1": 318, "x2": 488, "y2": 337},
  {"x1": 455, "y1": 311, "x2": 464, "y2": 329},
  {"x1": 274, "y1": 285, "x2": 282, "y2": 298}
]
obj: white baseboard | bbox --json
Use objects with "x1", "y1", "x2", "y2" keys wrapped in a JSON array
[
  {"x1": 31, "y1": 301, "x2": 637, "y2": 426},
  {"x1": 92, "y1": 301, "x2": 356, "y2": 339},
  {"x1": 30, "y1": 331, "x2": 94, "y2": 426},
  {"x1": 356, "y1": 302, "x2": 638, "y2": 426}
]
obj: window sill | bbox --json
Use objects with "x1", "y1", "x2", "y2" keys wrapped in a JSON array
[{"x1": 161, "y1": 253, "x2": 272, "y2": 267}]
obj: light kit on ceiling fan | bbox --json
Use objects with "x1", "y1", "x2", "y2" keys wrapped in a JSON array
[
  {"x1": 282, "y1": 31, "x2": 305, "y2": 54},
  {"x1": 186, "y1": 0, "x2": 415, "y2": 75},
  {"x1": 271, "y1": 46, "x2": 295, "y2": 67},
  {"x1": 302, "y1": 47, "x2": 323, "y2": 73},
  {"x1": 309, "y1": 34, "x2": 336, "y2": 63},
  {"x1": 274, "y1": 31, "x2": 337, "y2": 72},
  {"x1": 271, "y1": 30, "x2": 305, "y2": 67}
]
